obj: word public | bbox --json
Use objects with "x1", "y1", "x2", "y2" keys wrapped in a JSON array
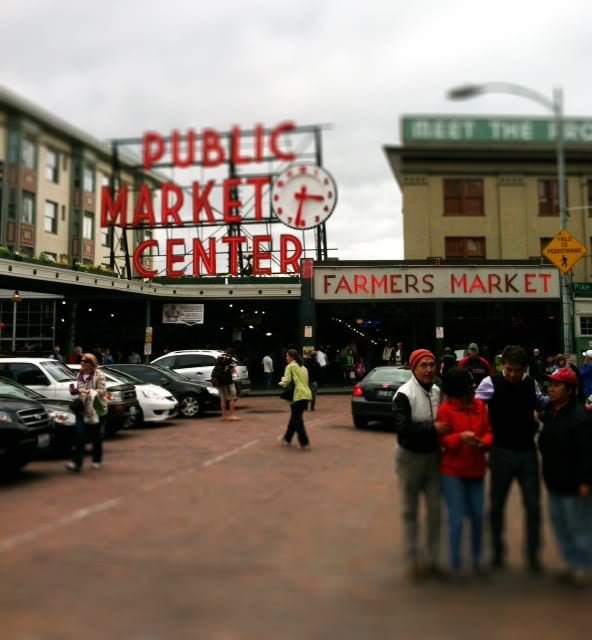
[{"x1": 101, "y1": 122, "x2": 303, "y2": 278}]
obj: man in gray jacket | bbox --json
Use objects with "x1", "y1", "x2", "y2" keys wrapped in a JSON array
[{"x1": 393, "y1": 348, "x2": 450, "y2": 580}]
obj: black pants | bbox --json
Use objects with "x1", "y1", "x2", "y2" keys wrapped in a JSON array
[
  {"x1": 72, "y1": 415, "x2": 104, "y2": 469},
  {"x1": 489, "y1": 446, "x2": 541, "y2": 565},
  {"x1": 284, "y1": 400, "x2": 309, "y2": 447}
]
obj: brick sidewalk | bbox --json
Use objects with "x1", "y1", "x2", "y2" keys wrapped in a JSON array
[{"x1": 0, "y1": 396, "x2": 588, "y2": 640}]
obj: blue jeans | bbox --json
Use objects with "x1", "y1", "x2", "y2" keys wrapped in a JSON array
[
  {"x1": 548, "y1": 493, "x2": 592, "y2": 571},
  {"x1": 441, "y1": 475, "x2": 485, "y2": 571},
  {"x1": 489, "y1": 446, "x2": 541, "y2": 565},
  {"x1": 72, "y1": 413, "x2": 104, "y2": 470}
]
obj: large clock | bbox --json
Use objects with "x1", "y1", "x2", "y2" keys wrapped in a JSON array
[{"x1": 271, "y1": 164, "x2": 337, "y2": 230}]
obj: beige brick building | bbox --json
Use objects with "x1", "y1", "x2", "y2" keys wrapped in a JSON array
[{"x1": 385, "y1": 115, "x2": 592, "y2": 282}]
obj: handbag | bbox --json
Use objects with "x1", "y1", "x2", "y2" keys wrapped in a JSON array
[
  {"x1": 93, "y1": 393, "x2": 108, "y2": 417},
  {"x1": 280, "y1": 381, "x2": 295, "y2": 401},
  {"x1": 69, "y1": 397, "x2": 84, "y2": 414}
]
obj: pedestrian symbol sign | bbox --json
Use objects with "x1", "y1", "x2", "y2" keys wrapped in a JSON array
[{"x1": 542, "y1": 230, "x2": 587, "y2": 273}]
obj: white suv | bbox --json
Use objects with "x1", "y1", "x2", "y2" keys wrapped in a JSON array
[{"x1": 151, "y1": 350, "x2": 251, "y2": 395}]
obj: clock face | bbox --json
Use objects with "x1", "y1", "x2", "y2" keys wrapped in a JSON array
[{"x1": 271, "y1": 164, "x2": 337, "y2": 230}]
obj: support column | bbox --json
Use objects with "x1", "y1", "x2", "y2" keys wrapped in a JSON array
[
  {"x1": 434, "y1": 300, "x2": 444, "y2": 363},
  {"x1": 299, "y1": 259, "x2": 316, "y2": 355},
  {"x1": 144, "y1": 299, "x2": 152, "y2": 363},
  {"x1": 64, "y1": 300, "x2": 77, "y2": 358}
]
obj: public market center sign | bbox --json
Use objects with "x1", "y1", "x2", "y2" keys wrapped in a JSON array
[{"x1": 314, "y1": 266, "x2": 560, "y2": 301}]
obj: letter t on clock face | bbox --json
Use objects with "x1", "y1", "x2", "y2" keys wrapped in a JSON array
[{"x1": 271, "y1": 164, "x2": 337, "y2": 230}]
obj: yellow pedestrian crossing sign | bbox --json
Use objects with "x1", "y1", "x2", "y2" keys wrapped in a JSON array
[{"x1": 542, "y1": 230, "x2": 587, "y2": 273}]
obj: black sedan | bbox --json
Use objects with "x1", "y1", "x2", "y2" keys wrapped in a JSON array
[
  {"x1": 0, "y1": 395, "x2": 53, "y2": 475},
  {"x1": 106, "y1": 364, "x2": 220, "y2": 418},
  {"x1": 351, "y1": 366, "x2": 412, "y2": 429}
]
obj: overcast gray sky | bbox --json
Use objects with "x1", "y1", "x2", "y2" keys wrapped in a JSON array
[{"x1": 2, "y1": 0, "x2": 591, "y2": 261}]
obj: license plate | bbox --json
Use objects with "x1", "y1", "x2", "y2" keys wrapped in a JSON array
[
  {"x1": 37, "y1": 433, "x2": 51, "y2": 448},
  {"x1": 129, "y1": 406, "x2": 137, "y2": 415},
  {"x1": 377, "y1": 390, "x2": 393, "y2": 398}
]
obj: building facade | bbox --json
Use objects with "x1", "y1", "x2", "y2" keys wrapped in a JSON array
[{"x1": 0, "y1": 86, "x2": 159, "y2": 274}]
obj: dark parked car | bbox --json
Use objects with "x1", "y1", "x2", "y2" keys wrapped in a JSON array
[
  {"x1": 0, "y1": 376, "x2": 76, "y2": 452},
  {"x1": 0, "y1": 395, "x2": 53, "y2": 474},
  {"x1": 106, "y1": 364, "x2": 220, "y2": 418},
  {"x1": 351, "y1": 366, "x2": 413, "y2": 429}
]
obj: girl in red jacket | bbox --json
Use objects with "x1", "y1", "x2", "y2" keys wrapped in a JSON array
[{"x1": 438, "y1": 367, "x2": 493, "y2": 575}]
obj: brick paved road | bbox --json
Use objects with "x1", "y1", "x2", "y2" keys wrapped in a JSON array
[{"x1": 0, "y1": 396, "x2": 589, "y2": 640}]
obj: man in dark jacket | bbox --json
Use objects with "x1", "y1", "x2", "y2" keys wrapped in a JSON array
[
  {"x1": 539, "y1": 367, "x2": 592, "y2": 587},
  {"x1": 476, "y1": 344, "x2": 547, "y2": 572},
  {"x1": 393, "y1": 348, "x2": 451, "y2": 580}
]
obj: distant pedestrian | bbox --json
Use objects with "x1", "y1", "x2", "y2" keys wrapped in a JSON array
[
  {"x1": 315, "y1": 347, "x2": 329, "y2": 386},
  {"x1": 340, "y1": 348, "x2": 355, "y2": 386},
  {"x1": 439, "y1": 346, "x2": 457, "y2": 378},
  {"x1": 438, "y1": 367, "x2": 493, "y2": 576},
  {"x1": 127, "y1": 351, "x2": 142, "y2": 364},
  {"x1": 459, "y1": 343, "x2": 492, "y2": 387},
  {"x1": 539, "y1": 367, "x2": 592, "y2": 588},
  {"x1": 393, "y1": 348, "x2": 451, "y2": 580},
  {"x1": 67, "y1": 345, "x2": 83, "y2": 365},
  {"x1": 279, "y1": 349, "x2": 312, "y2": 449},
  {"x1": 305, "y1": 351, "x2": 321, "y2": 411},
  {"x1": 50, "y1": 345, "x2": 64, "y2": 363},
  {"x1": 394, "y1": 342, "x2": 406, "y2": 366},
  {"x1": 529, "y1": 348, "x2": 547, "y2": 386},
  {"x1": 476, "y1": 345, "x2": 547, "y2": 573},
  {"x1": 211, "y1": 353, "x2": 240, "y2": 421},
  {"x1": 382, "y1": 340, "x2": 394, "y2": 365},
  {"x1": 262, "y1": 353, "x2": 274, "y2": 390},
  {"x1": 579, "y1": 350, "x2": 592, "y2": 401}
]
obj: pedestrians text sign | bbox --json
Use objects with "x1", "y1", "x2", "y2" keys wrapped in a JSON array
[{"x1": 542, "y1": 231, "x2": 587, "y2": 273}]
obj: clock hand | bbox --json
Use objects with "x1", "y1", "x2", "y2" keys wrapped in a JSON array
[{"x1": 294, "y1": 187, "x2": 306, "y2": 226}]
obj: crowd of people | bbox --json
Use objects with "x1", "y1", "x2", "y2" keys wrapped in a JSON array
[{"x1": 393, "y1": 344, "x2": 592, "y2": 588}]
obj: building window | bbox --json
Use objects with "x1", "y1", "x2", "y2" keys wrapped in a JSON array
[
  {"x1": 580, "y1": 316, "x2": 592, "y2": 337},
  {"x1": 538, "y1": 179, "x2": 567, "y2": 216},
  {"x1": 46, "y1": 149, "x2": 59, "y2": 183},
  {"x1": 22, "y1": 193, "x2": 35, "y2": 224},
  {"x1": 22, "y1": 137, "x2": 36, "y2": 169},
  {"x1": 83, "y1": 166, "x2": 95, "y2": 193},
  {"x1": 82, "y1": 212, "x2": 94, "y2": 240},
  {"x1": 45, "y1": 200, "x2": 58, "y2": 234},
  {"x1": 443, "y1": 179, "x2": 484, "y2": 216},
  {"x1": 101, "y1": 225, "x2": 113, "y2": 247},
  {"x1": 445, "y1": 237, "x2": 486, "y2": 259}
]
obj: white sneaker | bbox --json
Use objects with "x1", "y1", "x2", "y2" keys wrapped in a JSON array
[
  {"x1": 277, "y1": 436, "x2": 291, "y2": 446},
  {"x1": 91, "y1": 462, "x2": 103, "y2": 470}
]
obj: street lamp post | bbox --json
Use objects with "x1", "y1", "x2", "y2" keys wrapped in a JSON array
[{"x1": 447, "y1": 82, "x2": 572, "y2": 354}]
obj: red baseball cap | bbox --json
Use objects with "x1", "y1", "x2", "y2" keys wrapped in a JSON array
[{"x1": 547, "y1": 368, "x2": 578, "y2": 387}]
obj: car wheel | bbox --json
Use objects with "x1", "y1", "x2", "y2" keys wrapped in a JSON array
[
  {"x1": 353, "y1": 415, "x2": 368, "y2": 429},
  {"x1": 179, "y1": 394, "x2": 202, "y2": 418}
]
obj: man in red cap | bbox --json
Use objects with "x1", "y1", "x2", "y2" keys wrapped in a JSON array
[
  {"x1": 539, "y1": 367, "x2": 592, "y2": 587},
  {"x1": 393, "y1": 348, "x2": 451, "y2": 580}
]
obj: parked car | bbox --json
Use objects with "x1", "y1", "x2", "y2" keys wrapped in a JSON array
[
  {"x1": 107, "y1": 363, "x2": 220, "y2": 418},
  {"x1": 0, "y1": 393, "x2": 53, "y2": 474},
  {"x1": 351, "y1": 366, "x2": 413, "y2": 429},
  {"x1": 99, "y1": 367, "x2": 178, "y2": 424},
  {"x1": 0, "y1": 358, "x2": 138, "y2": 436},
  {"x1": 0, "y1": 376, "x2": 76, "y2": 452},
  {"x1": 151, "y1": 350, "x2": 251, "y2": 395}
]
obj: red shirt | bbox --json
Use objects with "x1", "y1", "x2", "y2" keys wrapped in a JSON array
[{"x1": 437, "y1": 397, "x2": 493, "y2": 479}]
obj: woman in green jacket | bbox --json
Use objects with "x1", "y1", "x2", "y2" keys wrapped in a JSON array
[{"x1": 279, "y1": 349, "x2": 313, "y2": 450}]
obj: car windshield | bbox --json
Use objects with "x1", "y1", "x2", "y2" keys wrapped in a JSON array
[
  {"x1": 0, "y1": 377, "x2": 43, "y2": 400},
  {"x1": 366, "y1": 368, "x2": 413, "y2": 385},
  {"x1": 102, "y1": 367, "x2": 144, "y2": 385},
  {"x1": 42, "y1": 360, "x2": 76, "y2": 382},
  {"x1": 149, "y1": 364, "x2": 191, "y2": 382}
]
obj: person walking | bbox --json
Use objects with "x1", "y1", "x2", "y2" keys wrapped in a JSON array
[
  {"x1": 538, "y1": 367, "x2": 592, "y2": 588},
  {"x1": 393, "y1": 348, "x2": 451, "y2": 580},
  {"x1": 438, "y1": 367, "x2": 493, "y2": 576},
  {"x1": 439, "y1": 346, "x2": 457, "y2": 378},
  {"x1": 50, "y1": 345, "x2": 64, "y2": 363},
  {"x1": 65, "y1": 353, "x2": 108, "y2": 473},
  {"x1": 67, "y1": 345, "x2": 83, "y2": 365},
  {"x1": 382, "y1": 340, "x2": 394, "y2": 365},
  {"x1": 315, "y1": 347, "x2": 329, "y2": 386},
  {"x1": 475, "y1": 344, "x2": 547, "y2": 573},
  {"x1": 279, "y1": 349, "x2": 313, "y2": 449},
  {"x1": 579, "y1": 350, "x2": 592, "y2": 402},
  {"x1": 212, "y1": 353, "x2": 240, "y2": 421},
  {"x1": 262, "y1": 352, "x2": 274, "y2": 390},
  {"x1": 529, "y1": 348, "x2": 547, "y2": 387}
]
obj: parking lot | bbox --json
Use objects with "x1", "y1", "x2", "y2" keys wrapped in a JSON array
[{"x1": 1, "y1": 395, "x2": 590, "y2": 640}]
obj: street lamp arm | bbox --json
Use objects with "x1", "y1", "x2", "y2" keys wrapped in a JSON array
[{"x1": 448, "y1": 82, "x2": 555, "y2": 112}]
